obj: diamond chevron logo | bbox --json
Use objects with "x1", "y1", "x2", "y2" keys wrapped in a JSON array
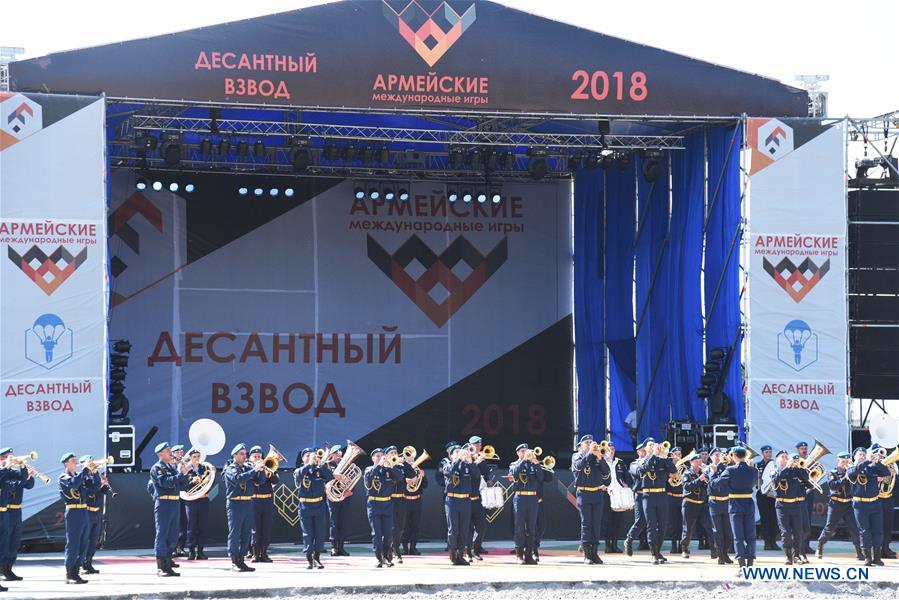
[{"x1": 382, "y1": 1, "x2": 477, "y2": 67}]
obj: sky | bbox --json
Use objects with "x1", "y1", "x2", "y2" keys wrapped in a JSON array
[{"x1": 3, "y1": 0, "x2": 898, "y2": 117}]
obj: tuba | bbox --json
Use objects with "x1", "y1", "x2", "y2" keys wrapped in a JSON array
[
  {"x1": 670, "y1": 450, "x2": 698, "y2": 487},
  {"x1": 797, "y1": 439, "x2": 831, "y2": 494},
  {"x1": 262, "y1": 445, "x2": 286, "y2": 475},
  {"x1": 406, "y1": 449, "x2": 431, "y2": 493},
  {"x1": 880, "y1": 447, "x2": 899, "y2": 497},
  {"x1": 325, "y1": 441, "x2": 365, "y2": 502},
  {"x1": 180, "y1": 460, "x2": 217, "y2": 501}
]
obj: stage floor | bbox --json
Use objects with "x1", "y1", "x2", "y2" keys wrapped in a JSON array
[{"x1": 6, "y1": 541, "x2": 897, "y2": 599}]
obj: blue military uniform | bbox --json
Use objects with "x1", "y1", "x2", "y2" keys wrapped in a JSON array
[
  {"x1": 182, "y1": 451, "x2": 211, "y2": 560},
  {"x1": 637, "y1": 442, "x2": 676, "y2": 563},
  {"x1": 364, "y1": 450, "x2": 396, "y2": 567},
  {"x1": 772, "y1": 453, "x2": 809, "y2": 564},
  {"x1": 571, "y1": 435, "x2": 610, "y2": 564},
  {"x1": 148, "y1": 442, "x2": 189, "y2": 577},
  {"x1": 680, "y1": 462, "x2": 715, "y2": 557},
  {"x1": 666, "y1": 449, "x2": 685, "y2": 554},
  {"x1": 170, "y1": 445, "x2": 188, "y2": 558},
  {"x1": 717, "y1": 448, "x2": 757, "y2": 567},
  {"x1": 625, "y1": 443, "x2": 648, "y2": 555},
  {"x1": 294, "y1": 449, "x2": 333, "y2": 569},
  {"x1": 326, "y1": 446, "x2": 352, "y2": 557},
  {"x1": 816, "y1": 453, "x2": 862, "y2": 559},
  {"x1": 510, "y1": 451, "x2": 539, "y2": 564},
  {"x1": 847, "y1": 449, "x2": 891, "y2": 565},
  {"x1": 223, "y1": 443, "x2": 265, "y2": 571},
  {"x1": 467, "y1": 437, "x2": 495, "y2": 558},
  {"x1": 874, "y1": 444, "x2": 897, "y2": 559},
  {"x1": 250, "y1": 446, "x2": 279, "y2": 562},
  {"x1": 403, "y1": 462, "x2": 428, "y2": 555},
  {"x1": 443, "y1": 451, "x2": 474, "y2": 565},
  {"x1": 81, "y1": 459, "x2": 112, "y2": 574},
  {"x1": 0, "y1": 450, "x2": 35, "y2": 581},
  {"x1": 706, "y1": 455, "x2": 733, "y2": 564},
  {"x1": 59, "y1": 452, "x2": 96, "y2": 584},
  {"x1": 387, "y1": 447, "x2": 417, "y2": 563},
  {"x1": 534, "y1": 457, "x2": 553, "y2": 561}
]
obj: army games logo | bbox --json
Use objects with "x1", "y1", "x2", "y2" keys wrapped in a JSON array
[{"x1": 382, "y1": 1, "x2": 476, "y2": 67}]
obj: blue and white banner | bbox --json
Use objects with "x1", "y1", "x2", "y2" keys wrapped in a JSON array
[
  {"x1": 0, "y1": 93, "x2": 108, "y2": 519},
  {"x1": 746, "y1": 119, "x2": 848, "y2": 461}
]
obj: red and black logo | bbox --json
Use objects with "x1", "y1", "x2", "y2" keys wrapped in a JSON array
[
  {"x1": 382, "y1": 1, "x2": 477, "y2": 67},
  {"x1": 367, "y1": 234, "x2": 507, "y2": 327},
  {"x1": 762, "y1": 257, "x2": 830, "y2": 303},
  {"x1": 7, "y1": 245, "x2": 88, "y2": 295}
]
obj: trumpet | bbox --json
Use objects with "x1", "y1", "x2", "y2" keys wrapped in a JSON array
[
  {"x1": 262, "y1": 445, "x2": 286, "y2": 475},
  {"x1": 591, "y1": 440, "x2": 610, "y2": 456},
  {"x1": 471, "y1": 444, "x2": 500, "y2": 462},
  {"x1": 7, "y1": 451, "x2": 38, "y2": 466},
  {"x1": 86, "y1": 456, "x2": 115, "y2": 472},
  {"x1": 403, "y1": 446, "x2": 418, "y2": 461},
  {"x1": 533, "y1": 446, "x2": 543, "y2": 457}
]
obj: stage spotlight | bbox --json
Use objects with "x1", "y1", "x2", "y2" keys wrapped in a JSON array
[
  {"x1": 501, "y1": 152, "x2": 516, "y2": 170},
  {"x1": 491, "y1": 192, "x2": 502, "y2": 204},
  {"x1": 138, "y1": 134, "x2": 158, "y2": 152},
  {"x1": 383, "y1": 187, "x2": 395, "y2": 201},
  {"x1": 285, "y1": 188, "x2": 295, "y2": 197},
  {"x1": 253, "y1": 140, "x2": 266, "y2": 158},
  {"x1": 448, "y1": 189, "x2": 459, "y2": 202},
  {"x1": 169, "y1": 182, "x2": 179, "y2": 192},
  {"x1": 449, "y1": 147, "x2": 465, "y2": 169},
  {"x1": 152, "y1": 181, "x2": 163, "y2": 191},
  {"x1": 161, "y1": 133, "x2": 182, "y2": 167},
  {"x1": 361, "y1": 146, "x2": 374, "y2": 163},
  {"x1": 218, "y1": 139, "x2": 230, "y2": 155},
  {"x1": 585, "y1": 154, "x2": 599, "y2": 170},
  {"x1": 354, "y1": 186, "x2": 365, "y2": 200},
  {"x1": 200, "y1": 138, "x2": 213, "y2": 156},
  {"x1": 184, "y1": 183, "x2": 195, "y2": 193},
  {"x1": 289, "y1": 137, "x2": 311, "y2": 173},
  {"x1": 343, "y1": 145, "x2": 357, "y2": 162},
  {"x1": 641, "y1": 150, "x2": 663, "y2": 183},
  {"x1": 484, "y1": 149, "x2": 497, "y2": 172},
  {"x1": 270, "y1": 188, "x2": 279, "y2": 197},
  {"x1": 527, "y1": 148, "x2": 549, "y2": 180},
  {"x1": 601, "y1": 153, "x2": 615, "y2": 170},
  {"x1": 254, "y1": 188, "x2": 264, "y2": 196},
  {"x1": 398, "y1": 188, "x2": 410, "y2": 201},
  {"x1": 237, "y1": 141, "x2": 249, "y2": 157},
  {"x1": 324, "y1": 143, "x2": 340, "y2": 161},
  {"x1": 477, "y1": 191, "x2": 487, "y2": 203},
  {"x1": 378, "y1": 146, "x2": 390, "y2": 163},
  {"x1": 616, "y1": 152, "x2": 631, "y2": 171},
  {"x1": 368, "y1": 186, "x2": 380, "y2": 200},
  {"x1": 110, "y1": 368, "x2": 126, "y2": 383},
  {"x1": 135, "y1": 178, "x2": 147, "y2": 190},
  {"x1": 238, "y1": 187, "x2": 248, "y2": 195},
  {"x1": 110, "y1": 353, "x2": 129, "y2": 368},
  {"x1": 598, "y1": 119, "x2": 611, "y2": 136},
  {"x1": 112, "y1": 339, "x2": 132, "y2": 353},
  {"x1": 109, "y1": 382, "x2": 125, "y2": 395},
  {"x1": 469, "y1": 148, "x2": 482, "y2": 170},
  {"x1": 462, "y1": 190, "x2": 473, "y2": 203}
]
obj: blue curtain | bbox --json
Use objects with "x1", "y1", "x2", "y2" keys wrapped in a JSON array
[
  {"x1": 705, "y1": 125, "x2": 744, "y2": 434},
  {"x1": 605, "y1": 166, "x2": 637, "y2": 450},
  {"x1": 574, "y1": 168, "x2": 606, "y2": 439},
  {"x1": 635, "y1": 155, "x2": 671, "y2": 442},
  {"x1": 666, "y1": 133, "x2": 706, "y2": 422}
]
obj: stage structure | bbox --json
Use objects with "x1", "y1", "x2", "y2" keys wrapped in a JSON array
[{"x1": 3, "y1": 0, "x2": 838, "y2": 546}]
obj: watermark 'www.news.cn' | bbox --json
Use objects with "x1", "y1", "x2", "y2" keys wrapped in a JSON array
[{"x1": 742, "y1": 566, "x2": 872, "y2": 581}]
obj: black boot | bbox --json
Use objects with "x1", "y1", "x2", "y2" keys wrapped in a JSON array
[
  {"x1": 624, "y1": 537, "x2": 634, "y2": 556},
  {"x1": 394, "y1": 544, "x2": 404, "y2": 564},
  {"x1": 524, "y1": 546, "x2": 538, "y2": 565},
  {"x1": 738, "y1": 557, "x2": 746, "y2": 569},
  {"x1": 402, "y1": 542, "x2": 409, "y2": 556},
  {"x1": 250, "y1": 545, "x2": 262, "y2": 563},
  {"x1": 82, "y1": 557, "x2": 99, "y2": 574},
  {"x1": 873, "y1": 547, "x2": 885, "y2": 566},
  {"x1": 66, "y1": 565, "x2": 80, "y2": 584},
  {"x1": 670, "y1": 540, "x2": 679, "y2": 554},
  {"x1": 339, "y1": 540, "x2": 350, "y2": 557},
  {"x1": 516, "y1": 546, "x2": 527, "y2": 565},
  {"x1": 2, "y1": 564, "x2": 20, "y2": 582},
  {"x1": 197, "y1": 546, "x2": 208, "y2": 560},
  {"x1": 582, "y1": 543, "x2": 593, "y2": 564},
  {"x1": 260, "y1": 548, "x2": 273, "y2": 563},
  {"x1": 331, "y1": 540, "x2": 340, "y2": 557},
  {"x1": 710, "y1": 546, "x2": 718, "y2": 559},
  {"x1": 681, "y1": 541, "x2": 690, "y2": 559},
  {"x1": 157, "y1": 558, "x2": 174, "y2": 577},
  {"x1": 164, "y1": 559, "x2": 180, "y2": 576},
  {"x1": 657, "y1": 543, "x2": 668, "y2": 563},
  {"x1": 784, "y1": 547, "x2": 793, "y2": 565},
  {"x1": 410, "y1": 542, "x2": 421, "y2": 556},
  {"x1": 591, "y1": 544, "x2": 604, "y2": 564},
  {"x1": 174, "y1": 543, "x2": 187, "y2": 558},
  {"x1": 882, "y1": 545, "x2": 897, "y2": 560},
  {"x1": 233, "y1": 557, "x2": 253, "y2": 572},
  {"x1": 533, "y1": 547, "x2": 540, "y2": 563},
  {"x1": 864, "y1": 548, "x2": 873, "y2": 567},
  {"x1": 651, "y1": 544, "x2": 661, "y2": 565},
  {"x1": 855, "y1": 545, "x2": 865, "y2": 561},
  {"x1": 384, "y1": 547, "x2": 394, "y2": 567},
  {"x1": 188, "y1": 547, "x2": 197, "y2": 561},
  {"x1": 457, "y1": 548, "x2": 469, "y2": 566},
  {"x1": 314, "y1": 551, "x2": 324, "y2": 569},
  {"x1": 306, "y1": 552, "x2": 314, "y2": 570},
  {"x1": 717, "y1": 553, "x2": 728, "y2": 565},
  {"x1": 375, "y1": 549, "x2": 384, "y2": 568},
  {"x1": 723, "y1": 552, "x2": 734, "y2": 564},
  {"x1": 815, "y1": 541, "x2": 824, "y2": 559}
]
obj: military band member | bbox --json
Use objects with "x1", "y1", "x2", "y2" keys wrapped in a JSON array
[
  {"x1": 403, "y1": 454, "x2": 428, "y2": 556},
  {"x1": 326, "y1": 445, "x2": 351, "y2": 557},
  {"x1": 223, "y1": 443, "x2": 265, "y2": 572},
  {"x1": 0, "y1": 448, "x2": 35, "y2": 583},
  {"x1": 706, "y1": 448, "x2": 733, "y2": 564},
  {"x1": 680, "y1": 453, "x2": 715, "y2": 558},
  {"x1": 295, "y1": 447, "x2": 334, "y2": 569},
  {"x1": 364, "y1": 448, "x2": 396, "y2": 567},
  {"x1": 602, "y1": 441, "x2": 628, "y2": 553},
  {"x1": 666, "y1": 446, "x2": 684, "y2": 554},
  {"x1": 795, "y1": 441, "x2": 815, "y2": 555},
  {"x1": 717, "y1": 446, "x2": 757, "y2": 568},
  {"x1": 170, "y1": 444, "x2": 188, "y2": 558},
  {"x1": 534, "y1": 448, "x2": 553, "y2": 562},
  {"x1": 81, "y1": 456, "x2": 113, "y2": 575},
  {"x1": 59, "y1": 452, "x2": 96, "y2": 584},
  {"x1": 637, "y1": 439, "x2": 676, "y2": 564},
  {"x1": 247, "y1": 445, "x2": 278, "y2": 563},
  {"x1": 772, "y1": 450, "x2": 809, "y2": 564},
  {"x1": 624, "y1": 442, "x2": 648, "y2": 556},
  {"x1": 436, "y1": 442, "x2": 456, "y2": 551},
  {"x1": 467, "y1": 436, "x2": 494, "y2": 559},
  {"x1": 695, "y1": 447, "x2": 711, "y2": 551},
  {"x1": 510, "y1": 444, "x2": 540, "y2": 565},
  {"x1": 755, "y1": 445, "x2": 779, "y2": 550},
  {"x1": 386, "y1": 446, "x2": 416, "y2": 564},
  {"x1": 816, "y1": 451, "x2": 862, "y2": 560},
  {"x1": 183, "y1": 448, "x2": 211, "y2": 560},
  {"x1": 150, "y1": 442, "x2": 190, "y2": 577},
  {"x1": 444, "y1": 444, "x2": 474, "y2": 566},
  {"x1": 848, "y1": 446, "x2": 892, "y2": 566},
  {"x1": 874, "y1": 443, "x2": 897, "y2": 559},
  {"x1": 572, "y1": 435, "x2": 610, "y2": 564}
]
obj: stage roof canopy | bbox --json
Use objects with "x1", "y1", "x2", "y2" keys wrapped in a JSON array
[{"x1": 10, "y1": 0, "x2": 807, "y2": 118}]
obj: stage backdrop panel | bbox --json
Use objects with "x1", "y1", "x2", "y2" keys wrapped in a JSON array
[
  {"x1": 108, "y1": 175, "x2": 573, "y2": 466},
  {"x1": 747, "y1": 120, "x2": 848, "y2": 463},
  {"x1": 0, "y1": 93, "x2": 108, "y2": 520}
]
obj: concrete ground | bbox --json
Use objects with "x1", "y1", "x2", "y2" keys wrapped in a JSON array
[{"x1": 2, "y1": 540, "x2": 896, "y2": 600}]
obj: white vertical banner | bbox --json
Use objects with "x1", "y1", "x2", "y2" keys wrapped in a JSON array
[
  {"x1": 747, "y1": 119, "x2": 848, "y2": 462},
  {"x1": 0, "y1": 93, "x2": 108, "y2": 519}
]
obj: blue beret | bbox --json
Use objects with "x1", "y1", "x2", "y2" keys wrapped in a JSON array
[
  {"x1": 870, "y1": 443, "x2": 881, "y2": 451},
  {"x1": 154, "y1": 442, "x2": 170, "y2": 454},
  {"x1": 384, "y1": 445, "x2": 397, "y2": 454},
  {"x1": 188, "y1": 448, "x2": 201, "y2": 456},
  {"x1": 79, "y1": 455, "x2": 92, "y2": 463},
  {"x1": 449, "y1": 445, "x2": 461, "y2": 452},
  {"x1": 579, "y1": 434, "x2": 594, "y2": 443},
  {"x1": 0, "y1": 448, "x2": 11, "y2": 456},
  {"x1": 760, "y1": 445, "x2": 772, "y2": 452},
  {"x1": 710, "y1": 447, "x2": 721, "y2": 455},
  {"x1": 790, "y1": 453, "x2": 800, "y2": 460},
  {"x1": 301, "y1": 447, "x2": 314, "y2": 457},
  {"x1": 837, "y1": 452, "x2": 850, "y2": 459},
  {"x1": 468, "y1": 436, "x2": 482, "y2": 444},
  {"x1": 171, "y1": 444, "x2": 184, "y2": 452},
  {"x1": 248, "y1": 445, "x2": 263, "y2": 455},
  {"x1": 330, "y1": 445, "x2": 342, "y2": 453},
  {"x1": 732, "y1": 446, "x2": 747, "y2": 456},
  {"x1": 671, "y1": 446, "x2": 682, "y2": 453},
  {"x1": 230, "y1": 443, "x2": 247, "y2": 456},
  {"x1": 776, "y1": 449, "x2": 788, "y2": 458},
  {"x1": 445, "y1": 441, "x2": 458, "y2": 450},
  {"x1": 371, "y1": 447, "x2": 383, "y2": 455},
  {"x1": 60, "y1": 452, "x2": 76, "y2": 464},
  {"x1": 635, "y1": 442, "x2": 645, "y2": 450},
  {"x1": 515, "y1": 443, "x2": 529, "y2": 451},
  {"x1": 853, "y1": 447, "x2": 867, "y2": 455},
  {"x1": 607, "y1": 440, "x2": 615, "y2": 446},
  {"x1": 643, "y1": 437, "x2": 656, "y2": 445},
  {"x1": 795, "y1": 441, "x2": 808, "y2": 448},
  {"x1": 690, "y1": 454, "x2": 702, "y2": 461},
  {"x1": 698, "y1": 447, "x2": 708, "y2": 453}
]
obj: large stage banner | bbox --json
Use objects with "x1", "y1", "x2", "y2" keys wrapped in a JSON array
[
  {"x1": 108, "y1": 175, "x2": 572, "y2": 467},
  {"x1": 747, "y1": 119, "x2": 848, "y2": 462},
  {"x1": 0, "y1": 93, "x2": 108, "y2": 520}
]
